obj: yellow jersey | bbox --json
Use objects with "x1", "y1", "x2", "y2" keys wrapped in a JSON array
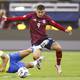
[{"x1": 0, "y1": 51, "x2": 10, "y2": 72}]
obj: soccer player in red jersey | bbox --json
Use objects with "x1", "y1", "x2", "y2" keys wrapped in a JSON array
[{"x1": 4, "y1": 4, "x2": 71, "y2": 75}]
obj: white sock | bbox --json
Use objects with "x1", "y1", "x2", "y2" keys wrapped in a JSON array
[
  {"x1": 30, "y1": 56, "x2": 44, "y2": 67},
  {"x1": 30, "y1": 61, "x2": 37, "y2": 67}
]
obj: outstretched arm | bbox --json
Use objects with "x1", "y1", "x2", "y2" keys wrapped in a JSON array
[
  {"x1": 49, "y1": 20, "x2": 65, "y2": 31},
  {"x1": 6, "y1": 16, "x2": 26, "y2": 21},
  {"x1": 6, "y1": 15, "x2": 27, "y2": 21},
  {"x1": 47, "y1": 16, "x2": 72, "y2": 32},
  {"x1": 5, "y1": 13, "x2": 32, "y2": 22},
  {"x1": 50, "y1": 20, "x2": 72, "y2": 33}
]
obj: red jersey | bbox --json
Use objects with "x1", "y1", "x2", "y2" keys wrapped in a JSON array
[{"x1": 6, "y1": 12, "x2": 65, "y2": 45}]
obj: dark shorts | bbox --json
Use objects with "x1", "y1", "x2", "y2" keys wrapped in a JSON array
[
  {"x1": 33, "y1": 38, "x2": 55, "y2": 50},
  {"x1": 44, "y1": 38, "x2": 55, "y2": 49}
]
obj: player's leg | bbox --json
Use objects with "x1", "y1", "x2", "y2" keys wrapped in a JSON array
[
  {"x1": 50, "y1": 41, "x2": 62, "y2": 74},
  {"x1": 24, "y1": 56, "x2": 44, "y2": 69},
  {"x1": 33, "y1": 49, "x2": 41, "y2": 60},
  {"x1": 31, "y1": 45, "x2": 42, "y2": 60},
  {"x1": 18, "y1": 48, "x2": 32, "y2": 58},
  {"x1": 31, "y1": 45, "x2": 42, "y2": 69},
  {"x1": 9, "y1": 48, "x2": 32, "y2": 64},
  {"x1": 7, "y1": 55, "x2": 43, "y2": 73},
  {"x1": 33, "y1": 49, "x2": 42, "y2": 69},
  {"x1": 40, "y1": 38, "x2": 62, "y2": 74}
]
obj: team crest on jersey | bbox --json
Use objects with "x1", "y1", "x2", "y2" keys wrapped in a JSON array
[
  {"x1": 42, "y1": 20, "x2": 46, "y2": 24},
  {"x1": 33, "y1": 19, "x2": 37, "y2": 21}
]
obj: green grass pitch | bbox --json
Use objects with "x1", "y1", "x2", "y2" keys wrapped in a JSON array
[{"x1": 0, "y1": 51, "x2": 80, "y2": 80}]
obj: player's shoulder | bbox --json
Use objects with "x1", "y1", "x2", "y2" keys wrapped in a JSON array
[
  {"x1": 23, "y1": 12, "x2": 35, "y2": 18},
  {"x1": 44, "y1": 14, "x2": 52, "y2": 20},
  {"x1": 0, "y1": 50, "x2": 9, "y2": 58}
]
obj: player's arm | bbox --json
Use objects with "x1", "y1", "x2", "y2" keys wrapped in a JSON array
[
  {"x1": 5, "y1": 15, "x2": 26, "y2": 21},
  {"x1": 47, "y1": 16, "x2": 71, "y2": 32},
  {"x1": 6, "y1": 13, "x2": 32, "y2": 21},
  {"x1": 0, "y1": 12, "x2": 31, "y2": 22},
  {"x1": 49, "y1": 20, "x2": 65, "y2": 31},
  {"x1": 0, "y1": 54, "x2": 9, "y2": 72},
  {"x1": 50, "y1": 20, "x2": 72, "y2": 33}
]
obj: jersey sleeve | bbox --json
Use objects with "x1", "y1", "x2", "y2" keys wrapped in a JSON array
[
  {"x1": 46, "y1": 16, "x2": 65, "y2": 31},
  {"x1": 6, "y1": 13, "x2": 32, "y2": 21}
]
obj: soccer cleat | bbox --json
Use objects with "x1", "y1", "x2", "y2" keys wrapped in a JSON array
[
  {"x1": 55, "y1": 65, "x2": 62, "y2": 75},
  {"x1": 36, "y1": 56, "x2": 44, "y2": 70}
]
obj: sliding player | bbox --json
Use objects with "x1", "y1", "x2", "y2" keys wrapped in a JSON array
[{"x1": 0, "y1": 48, "x2": 43, "y2": 73}]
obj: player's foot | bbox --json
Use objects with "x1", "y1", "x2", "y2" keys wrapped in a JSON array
[
  {"x1": 36, "y1": 56, "x2": 44, "y2": 70},
  {"x1": 55, "y1": 65, "x2": 62, "y2": 75}
]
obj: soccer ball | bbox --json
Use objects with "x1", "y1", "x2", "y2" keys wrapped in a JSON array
[{"x1": 17, "y1": 67, "x2": 29, "y2": 78}]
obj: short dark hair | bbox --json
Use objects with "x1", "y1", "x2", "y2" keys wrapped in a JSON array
[{"x1": 37, "y1": 4, "x2": 45, "y2": 10}]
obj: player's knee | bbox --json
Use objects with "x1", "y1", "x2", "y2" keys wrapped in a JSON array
[
  {"x1": 33, "y1": 53, "x2": 40, "y2": 60},
  {"x1": 55, "y1": 46, "x2": 62, "y2": 52},
  {"x1": 58, "y1": 46, "x2": 62, "y2": 51},
  {"x1": 58, "y1": 47, "x2": 62, "y2": 53}
]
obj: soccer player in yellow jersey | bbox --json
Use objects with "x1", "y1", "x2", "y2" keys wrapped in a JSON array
[{"x1": 0, "y1": 48, "x2": 43, "y2": 73}]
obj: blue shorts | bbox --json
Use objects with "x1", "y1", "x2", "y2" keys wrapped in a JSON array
[{"x1": 7, "y1": 52, "x2": 25, "y2": 73}]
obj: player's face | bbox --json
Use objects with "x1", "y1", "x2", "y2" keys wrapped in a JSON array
[{"x1": 36, "y1": 10, "x2": 45, "y2": 18}]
